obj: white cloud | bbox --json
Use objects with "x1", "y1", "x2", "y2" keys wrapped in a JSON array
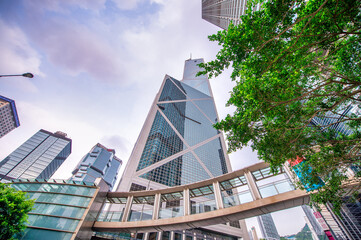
[
  {"x1": 24, "y1": 0, "x2": 107, "y2": 14},
  {"x1": 111, "y1": 0, "x2": 143, "y2": 10},
  {"x1": 0, "y1": 20, "x2": 42, "y2": 92},
  {"x1": 101, "y1": 134, "x2": 131, "y2": 156},
  {"x1": 26, "y1": 18, "x2": 126, "y2": 82}
]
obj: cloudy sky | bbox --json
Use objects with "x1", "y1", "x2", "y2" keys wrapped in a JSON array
[{"x1": 0, "y1": 0, "x2": 307, "y2": 236}]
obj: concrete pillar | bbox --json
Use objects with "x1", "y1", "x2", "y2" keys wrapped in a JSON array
[
  {"x1": 213, "y1": 181, "x2": 224, "y2": 209},
  {"x1": 244, "y1": 170, "x2": 262, "y2": 200},
  {"x1": 157, "y1": 232, "x2": 162, "y2": 240},
  {"x1": 170, "y1": 231, "x2": 175, "y2": 240},
  {"x1": 183, "y1": 188, "x2": 190, "y2": 216},
  {"x1": 121, "y1": 195, "x2": 133, "y2": 222},
  {"x1": 152, "y1": 193, "x2": 161, "y2": 220},
  {"x1": 143, "y1": 232, "x2": 149, "y2": 240}
]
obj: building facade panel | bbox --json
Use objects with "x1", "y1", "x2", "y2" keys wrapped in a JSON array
[
  {"x1": 0, "y1": 95, "x2": 20, "y2": 138},
  {"x1": 0, "y1": 130, "x2": 71, "y2": 181},
  {"x1": 71, "y1": 143, "x2": 122, "y2": 190},
  {"x1": 117, "y1": 58, "x2": 248, "y2": 239}
]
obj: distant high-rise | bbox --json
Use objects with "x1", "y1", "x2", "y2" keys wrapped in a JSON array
[
  {"x1": 118, "y1": 58, "x2": 248, "y2": 239},
  {"x1": 0, "y1": 129, "x2": 71, "y2": 181},
  {"x1": 301, "y1": 205, "x2": 324, "y2": 238},
  {"x1": 0, "y1": 95, "x2": 20, "y2": 138},
  {"x1": 71, "y1": 143, "x2": 122, "y2": 190},
  {"x1": 202, "y1": 0, "x2": 260, "y2": 29},
  {"x1": 257, "y1": 213, "x2": 280, "y2": 240}
]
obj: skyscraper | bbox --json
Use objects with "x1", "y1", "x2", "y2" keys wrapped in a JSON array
[
  {"x1": 118, "y1": 58, "x2": 248, "y2": 239},
  {"x1": 0, "y1": 95, "x2": 20, "y2": 138},
  {"x1": 71, "y1": 143, "x2": 122, "y2": 190},
  {"x1": 257, "y1": 213, "x2": 280, "y2": 240},
  {"x1": 202, "y1": 0, "x2": 259, "y2": 29},
  {"x1": 0, "y1": 129, "x2": 71, "y2": 181}
]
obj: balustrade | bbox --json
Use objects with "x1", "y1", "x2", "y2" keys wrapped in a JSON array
[{"x1": 97, "y1": 164, "x2": 298, "y2": 223}]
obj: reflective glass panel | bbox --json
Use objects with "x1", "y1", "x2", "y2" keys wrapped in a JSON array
[
  {"x1": 128, "y1": 196, "x2": 155, "y2": 222},
  {"x1": 21, "y1": 228, "x2": 72, "y2": 240},
  {"x1": 182, "y1": 101, "x2": 218, "y2": 146},
  {"x1": 190, "y1": 185, "x2": 216, "y2": 214},
  {"x1": 27, "y1": 215, "x2": 79, "y2": 231},
  {"x1": 32, "y1": 203, "x2": 85, "y2": 219},
  {"x1": 159, "y1": 78, "x2": 186, "y2": 102},
  {"x1": 137, "y1": 111, "x2": 184, "y2": 171},
  {"x1": 193, "y1": 137, "x2": 228, "y2": 177},
  {"x1": 177, "y1": 81, "x2": 211, "y2": 100},
  {"x1": 159, "y1": 192, "x2": 184, "y2": 219},
  {"x1": 26, "y1": 192, "x2": 91, "y2": 207},
  {"x1": 192, "y1": 99, "x2": 217, "y2": 124}
]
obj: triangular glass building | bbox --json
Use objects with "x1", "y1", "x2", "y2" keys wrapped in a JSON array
[{"x1": 117, "y1": 58, "x2": 247, "y2": 239}]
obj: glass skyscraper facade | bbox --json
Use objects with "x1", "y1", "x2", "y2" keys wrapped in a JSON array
[
  {"x1": 118, "y1": 58, "x2": 230, "y2": 191},
  {"x1": 117, "y1": 58, "x2": 248, "y2": 239},
  {"x1": 0, "y1": 129, "x2": 72, "y2": 181},
  {"x1": 71, "y1": 143, "x2": 122, "y2": 190},
  {"x1": 257, "y1": 213, "x2": 280, "y2": 240},
  {"x1": 202, "y1": 0, "x2": 260, "y2": 29},
  {"x1": 0, "y1": 95, "x2": 20, "y2": 138}
]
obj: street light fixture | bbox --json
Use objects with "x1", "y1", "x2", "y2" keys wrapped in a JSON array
[{"x1": 0, "y1": 73, "x2": 34, "y2": 78}]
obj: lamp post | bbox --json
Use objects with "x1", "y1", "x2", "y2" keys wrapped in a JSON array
[{"x1": 0, "y1": 73, "x2": 34, "y2": 78}]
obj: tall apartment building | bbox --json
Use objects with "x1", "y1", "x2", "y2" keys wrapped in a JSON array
[
  {"x1": 117, "y1": 58, "x2": 249, "y2": 239},
  {"x1": 0, "y1": 95, "x2": 20, "y2": 138},
  {"x1": 257, "y1": 213, "x2": 280, "y2": 240},
  {"x1": 0, "y1": 129, "x2": 71, "y2": 181},
  {"x1": 201, "y1": 0, "x2": 260, "y2": 29},
  {"x1": 71, "y1": 143, "x2": 122, "y2": 190}
]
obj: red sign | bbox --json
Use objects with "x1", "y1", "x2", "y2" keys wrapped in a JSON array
[
  {"x1": 313, "y1": 212, "x2": 329, "y2": 230},
  {"x1": 288, "y1": 156, "x2": 304, "y2": 167}
]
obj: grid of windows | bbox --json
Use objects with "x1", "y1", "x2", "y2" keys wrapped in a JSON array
[
  {"x1": 140, "y1": 156, "x2": 183, "y2": 186},
  {"x1": 0, "y1": 130, "x2": 71, "y2": 180},
  {"x1": 159, "y1": 78, "x2": 186, "y2": 102},
  {"x1": 193, "y1": 137, "x2": 227, "y2": 177},
  {"x1": 136, "y1": 60, "x2": 228, "y2": 188},
  {"x1": 70, "y1": 144, "x2": 122, "y2": 189},
  {"x1": 202, "y1": 0, "x2": 250, "y2": 30},
  {"x1": 137, "y1": 111, "x2": 184, "y2": 171},
  {"x1": 0, "y1": 102, "x2": 17, "y2": 137},
  {"x1": 11, "y1": 181, "x2": 97, "y2": 240},
  {"x1": 140, "y1": 151, "x2": 211, "y2": 186}
]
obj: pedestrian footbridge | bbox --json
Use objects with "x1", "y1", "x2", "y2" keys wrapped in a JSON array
[{"x1": 94, "y1": 162, "x2": 310, "y2": 233}]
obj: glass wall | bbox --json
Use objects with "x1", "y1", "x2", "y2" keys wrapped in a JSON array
[
  {"x1": 97, "y1": 197, "x2": 127, "y2": 222},
  {"x1": 159, "y1": 192, "x2": 184, "y2": 219},
  {"x1": 190, "y1": 185, "x2": 217, "y2": 214},
  {"x1": 252, "y1": 167, "x2": 295, "y2": 198},
  {"x1": 11, "y1": 181, "x2": 97, "y2": 240},
  {"x1": 128, "y1": 196, "x2": 155, "y2": 221},
  {"x1": 220, "y1": 175, "x2": 253, "y2": 208}
]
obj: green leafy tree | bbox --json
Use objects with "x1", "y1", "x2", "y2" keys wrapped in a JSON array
[
  {"x1": 198, "y1": 0, "x2": 361, "y2": 213},
  {"x1": 0, "y1": 183, "x2": 34, "y2": 240}
]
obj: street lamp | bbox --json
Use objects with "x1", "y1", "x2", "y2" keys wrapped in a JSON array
[{"x1": 0, "y1": 73, "x2": 34, "y2": 78}]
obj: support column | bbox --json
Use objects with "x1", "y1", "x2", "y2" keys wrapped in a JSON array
[
  {"x1": 170, "y1": 231, "x2": 175, "y2": 240},
  {"x1": 157, "y1": 232, "x2": 162, "y2": 240},
  {"x1": 183, "y1": 188, "x2": 190, "y2": 216},
  {"x1": 152, "y1": 193, "x2": 161, "y2": 220},
  {"x1": 143, "y1": 232, "x2": 149, "y2": 240},
  {"x1": 213, "y1": 181, "x2": 224, "y2": 209},
  {"x1": 121, "y1": 195, "x2": 133, "y2": 222},
  {"x1": 283, "y1": 163, "x2": 296, "y2": 181},
  {"x1": 244, "y1": 170, "x2": 262, "y2": 200}
]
